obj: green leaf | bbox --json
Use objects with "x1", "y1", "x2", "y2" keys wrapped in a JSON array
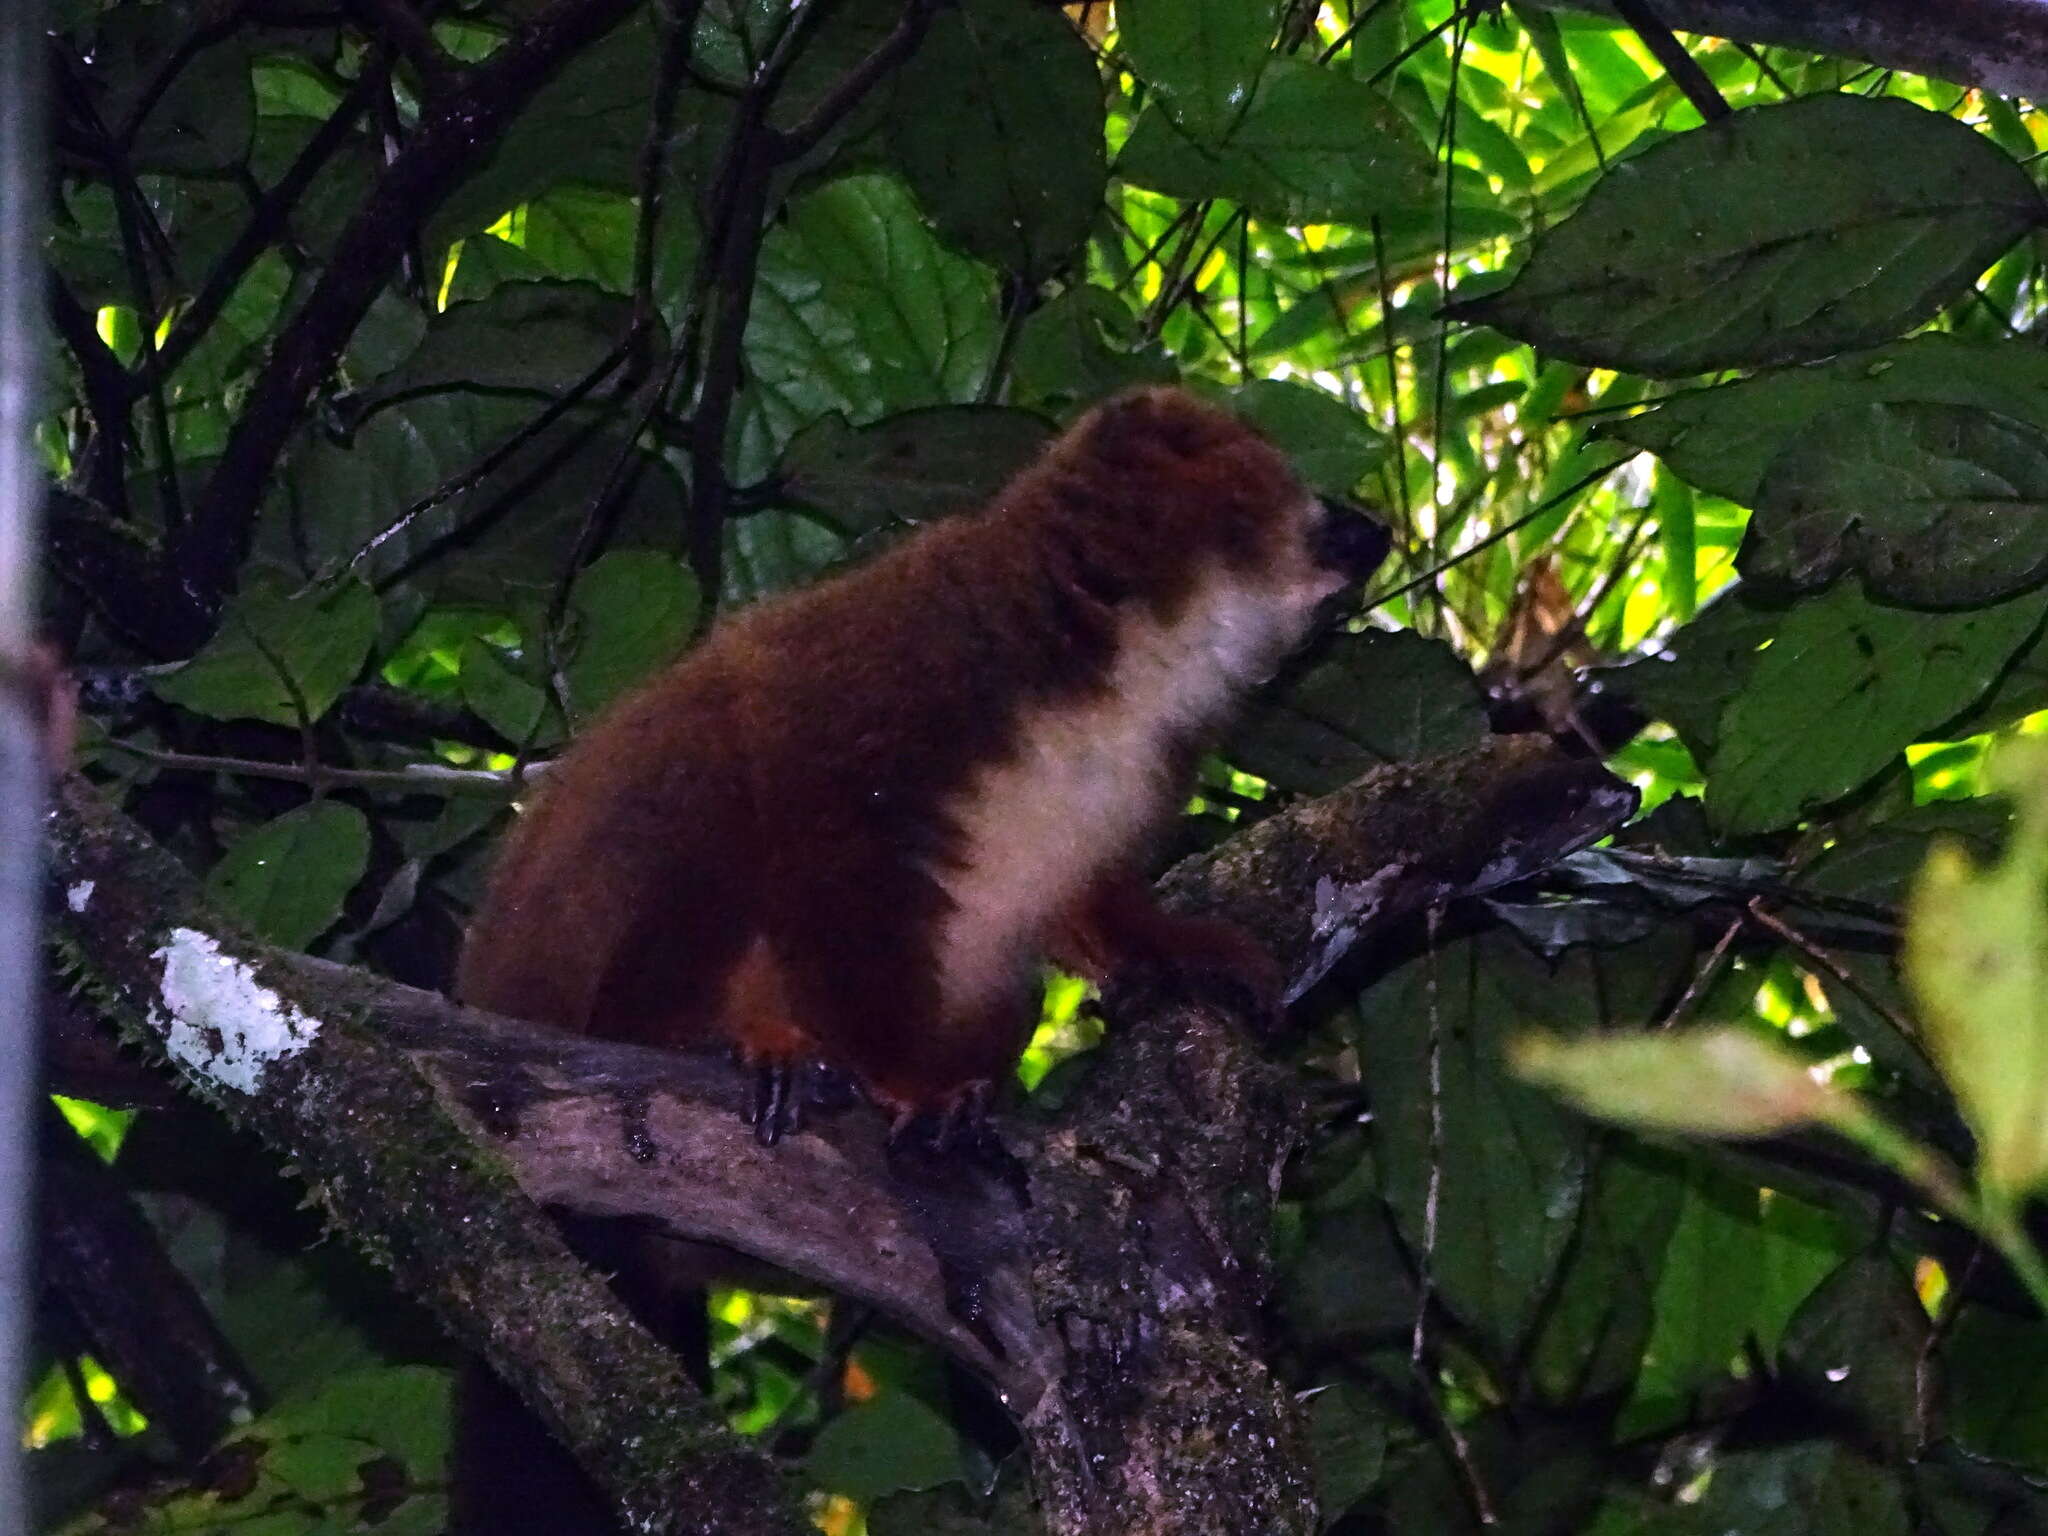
[
  {"x1": 1230, "y1": 379, "x2": 1386, "y2": 495},
  {"x1": 885, "y1": 0, "x2": 1106, "y2": 278},
  {"x1": 1672, "y1": 1441, "x2": 1912, "y2": 1536},
  {"x1": 1709, "y1": 583, "x2": 2048, "y2": 834},
  {"x1": 1356, "y1": 931, "x2": 1693, "y2": 1362},
  {"x1": 1524, "y1": 1143, "x2": 1685, "y2": 1405},
  {"x1": 429, "y1": 13, "x2": 681, "y2": 244},
  {"x1": 1450, "y1": 96, "x2": 2043, "y2": 376},
  {"x1": 777, "y1": 406, "x2": 1055, "y2": 533},
  {"x1": 1906, "y1": 741, "x2": 2048, "y2": 1197},
  {"x1": 722, "y1": 509, "x2": 849, "y2": 607},
  {"x1": 1619, "y1": 1162, "x2": 1862, "y2": 1437},
  {"x1": 206, "y1": 803, "x2": 371, "y2": 950},
  {"x1": 806, "y1": 1389, "x2": 965, "y2": 1501},
  {"x1": 1118, "y1": 59, "x2": 1435, "y2": 226},
  {"x1": 59, "y1": 1367, "x2": 450, "y2": 1536},
  {"x1": 1602, "y1": 586, "x2": 1782, "y2": 762},
  {"x1": 1742, "y1": 403, "x2": 2048, "y2": 607},
  {"x1": 1119, "y1": 0, "x2": 1279, "y2": 141},
  {"x1": 459, "y1": 636, "x2": 561, "y2": 748},
  {"x1": 1009, "y1": 286, "x2": 1177, "y2": 414},
  {"x1": 269, "y1": 394, "x2": 686, "y2": 610},
  {"x1": 1802, "y1": 800, "x2": 2010, "y2": 911},
  {"x1": 1604, "y1": 336, "x2": 2048, "y2": 507},
  {"x1": 1308, "y1": 1380, "x2": 1388, "y2": 1523},
  {"x1": 743, "y1": 174, "x2": 1002, "y2": 458},
  {"x1": 368, "y1": 281, "x2": 641, "y2": 405},
  {"x1": 1230, "y1": 630, "x2": 1488, "y2": 794},
  {"x1": 152, "y1": 573, "x2": 379, "y2": 727},
  {"x1": 1778, "y1": 1250, "x2": 1928, "y2": 1462},
  {"x1": 1513, "y1": 1026, "x2": 1853, "y2": 1138},
  {"x1": 1948, "y1": 1306, "x2": 2048, "y2": 1472},
  {"x1": 562, "y1": 550, "x2": 698, "y2": 721},
  {"x1": 93, "y1": 6, "x2": 256, "y2": 174}
]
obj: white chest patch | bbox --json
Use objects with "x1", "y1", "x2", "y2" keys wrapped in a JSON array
[{"x1": 929, "y1": 564, "x2": 1315, "y2": 1017}]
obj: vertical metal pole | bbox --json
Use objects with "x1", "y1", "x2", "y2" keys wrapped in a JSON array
[{"x1": 0, "y1": 0, "x2": 46, "y2": 1527}]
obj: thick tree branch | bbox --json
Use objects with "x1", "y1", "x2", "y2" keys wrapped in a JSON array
[
  {"x1": 49, "y1": 737, "x2": 1635, "y2": 1531},
  {"x1": 180, "y1": 0, "x2": 645, "y2": 651},
  {"x1": 45, "y1": 775, "x2": 805, "y2": 1536},
  {"x1": 1529, "y1": 0, "x2": 2048, "y2": 103}
]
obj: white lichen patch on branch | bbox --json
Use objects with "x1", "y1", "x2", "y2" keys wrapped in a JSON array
[{"x1": 153, "y1": 927, "x2": 320, "y2": 1093}]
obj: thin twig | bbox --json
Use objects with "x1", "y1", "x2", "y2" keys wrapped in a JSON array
[
  {"x1": 96, "y1": 738, "x2": 528, "y2": 796},
  {"x1": 1744, "y1": 899, "x2": 1929, "y2": 1054},
  {"x1": 1611, "y1": 0, "x2": 1731, "y2": 122}
]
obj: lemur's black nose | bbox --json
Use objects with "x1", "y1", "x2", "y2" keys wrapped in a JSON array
[{"x1": 1311, "y1": 499, "x2": 1392, "y2": 585}]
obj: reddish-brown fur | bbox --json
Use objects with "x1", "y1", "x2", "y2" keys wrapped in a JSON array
[{"x1": 458, "y1": 386, "x2": 1369, "y2": 1116}]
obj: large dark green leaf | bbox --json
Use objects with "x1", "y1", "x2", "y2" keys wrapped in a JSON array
[
  {"x1": 152, "y1": 573, "x2": 379, "y2": 727},
  {"x1": 1230, "y1": 629, "x2": 1488, "y2": 794},
  {"x1": 1778, "y1": 1250, "x2": 1929, "y2": 1461},
  {"x1": 1117, "y1": 59, "x2": 1435, "y2": 226},
  {"x1": 1118, "y1": 0, "x2": 1278, "y2": 141},
  {"x1": 742, "y1": 174, "x2": 1001, "y2": 461},
  {"x1": 1307, "y1": 1380, "x2": 1389, "y2": 1524},
  {"x1": 1450, "y1": 96, "x2": 2043, "y2": 376},
  {"x1": 1603, "y1": 337, "x2": 2048, "y2": 506},
  {"x1": 1742, "y1": 403, "x2": 2048, "y2": 607},
  {"x1": 1708, "y1": 582, "x2": 2048, "y2": 833},
  {"x1": 777, "y1": 406, "x2": 1054, "y2": 533},
  {"x1": 1948, "y1": 1307, "x2": 2048, "y2": 1473},
  {"x1": 269, "y1": 393, "x2": 685, "y2": 609},
  {"x1": 1356, "y1": 931, "x2": 1693, "y2": 1363},
  {"x1": 429, "y1": 14, "x2": 714, "y2": 245},
  {"x1": 1665, "y1": 1442, "x2": 1913, "y2": 1536},
  {"x1": 92, "y1": 6, "x2": 256, "y2": 174},
  {"x1": 885, "y1": 0, "x2": 1106, "y2": 278},
  {"x1": 205, "y1": 802, "x2": 371, "y2": 950},
  {"x1": 1523, "y1": 1143, "x2": 1685, "y2": 1406},
  {"x1": 366, "y1": 281, "x2": 640, "y2": 405}
]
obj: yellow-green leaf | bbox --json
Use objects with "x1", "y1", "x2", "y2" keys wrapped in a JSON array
[{"x1": 1905, "y1": 740, "x2": 2048, "y2": 1198}]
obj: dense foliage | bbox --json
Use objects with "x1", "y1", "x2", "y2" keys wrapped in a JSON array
[{"x1": 32, "y1": 0, "x2": 2048, "y2": 1530}]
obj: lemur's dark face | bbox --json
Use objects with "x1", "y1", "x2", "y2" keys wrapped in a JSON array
[{"x1": 1310, "y1": 497, "x2": 1393, "y2": 590}]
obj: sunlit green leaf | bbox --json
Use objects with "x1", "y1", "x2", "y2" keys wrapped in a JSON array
[
  {"x1": 1513, "y1": 1026, "x2": 1851, "y2": 1139},
  {"x1": 1906, "y1": 741, "x2": 2048, "y2": 1197}
]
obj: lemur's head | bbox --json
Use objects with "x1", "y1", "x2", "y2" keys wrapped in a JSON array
[{"x1": 1031, "y1": 386, "x2": 1390, "y2": 676}]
